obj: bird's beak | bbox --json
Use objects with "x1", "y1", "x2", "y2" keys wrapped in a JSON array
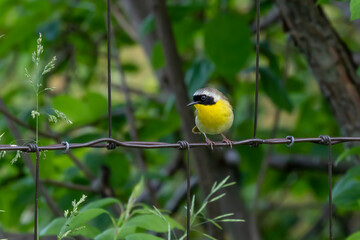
[{"x1": 187, "y1": 101, "x2": 199, "y2": 107}]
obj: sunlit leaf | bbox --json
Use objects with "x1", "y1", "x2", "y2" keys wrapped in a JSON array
[
  {"x1": 125, "y1": 214, "x2": 183, "y2": 232},
  {"x1": 40, "y1": 218, "x2": 66, "y2": 236},
  {"x1": 346, "y1": 231, "x2": 360, "y2": 240},
  {"x1": 82, "y1": 198, "x2": 122, "y2": 211},
  {"x1": 351, "y1": 0, "x2": 360, "y2": 21},
  {"x1": 125, "y1": 233, "x2": 163, "y2": 240}
]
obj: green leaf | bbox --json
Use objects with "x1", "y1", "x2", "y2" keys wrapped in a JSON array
[
  {"x1": 204, "y1": 12, "x2": 252, "y2": 76},
  {"x1": 125, "y1": 214, "x2": 182, "y2": 232},
  {"x1": 52, "y1": 95, "x2": 91, "y2": 125},
  {"x1": 130, "y1": 178, "x2": 145, "y2": 203},
  {"x1": 68, "y1": 208, "x2": 109, "y2": 229},
  {"x1": 346, "y1": 231, "x2": 360, "y2": 240},
  {"x1": 82, "y1": 198, "x2": 121, "y2": 211},
  {"x1": 125, "y1": 233, "x2": 164, "y2": 240},
  {"x1": 95, "y1": 226, "x2": 137, "y2": 240},
  {"x1": 259, "y1": 67, "x2": 293, "y2": 112},
  {"x1": 335, "y1": 146, "x2": 360, "y2": 165},
  {"x1": 351, "y1": 0, "x2": 360, "y2": 21},
  {"x1": 185, "y1": 58, "x2": 214, "y2": 97},
  {"x1": 151, "y1": 42, "x2": 165, "y2": 70},
  {"x1": 219, "y1": 219, "x2": 245, "y2": 222},
  {"x1": 70, "y1": 224, "x2": 101, "y2": 238},
  {"x1": 40, "y1": 217, "x2": 66, "y2": 236},
  {"x1": 83, "y1": 92, "x2": 108, "y2": 120},
  {"x1": 201, "y1": 233, "x2": 217, "y2": 240},
  {"x1": 95, "y1": 228, "x2": 115, "y2": 240},
  {"x1": 333, "y1": 166, "x2": 360, "y2": 210}
]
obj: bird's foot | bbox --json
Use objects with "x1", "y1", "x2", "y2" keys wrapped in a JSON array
[
  {"x1": 205, "y1": 137, "x2": 216, "y2": 151},
  {"x1": 221, "y1": 133, "x2": 233, "y2": 148}
]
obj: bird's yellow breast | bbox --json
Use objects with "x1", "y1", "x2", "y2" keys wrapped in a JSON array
[{"x1": 194, "y1": 98, "x2": 233, "y2": 135}]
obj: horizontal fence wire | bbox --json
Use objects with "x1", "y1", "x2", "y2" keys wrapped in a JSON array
[{"x1": 1, "y1": 136, "x2": 359, "y2": 152}]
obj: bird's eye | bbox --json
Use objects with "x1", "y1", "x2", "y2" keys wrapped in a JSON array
[{"x1": 201, "y1": 95, "x2": 206, "y2": 101}]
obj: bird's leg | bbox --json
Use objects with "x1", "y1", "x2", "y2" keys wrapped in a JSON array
[
  {"x1": 203, "y1": 133, "x2": 215, "y2": 150},
  {"x1": 221, "y1": 133, "x2": 233, "y2": 148}
]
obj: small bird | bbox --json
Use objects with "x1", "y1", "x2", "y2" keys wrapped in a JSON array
[{"x1": 187, "y1": 87, "x2": 234, "y2": 149}]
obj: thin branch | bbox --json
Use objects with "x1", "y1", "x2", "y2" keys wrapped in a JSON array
[
  {"x1": 66, "y1": 151, "x2": 95, "y2": 180},
  {"x1": 42, "y1": 179, "x2": 97, "y2": 192},
  {"x1": 268, "y1": 154, "x2": 352, "y2": 174},
  {"x1": 63, "y1": 108, "x2": 125, "y2": 135},
  {"x1": 111, "y1": 83, "x2": 164, "y2": 103},
  {"x1": 110, "y1": 1, "x2": 138, "y2": 41},
  {"x1": 250, "y1": 6, "x2": 280, "y2": 33}
]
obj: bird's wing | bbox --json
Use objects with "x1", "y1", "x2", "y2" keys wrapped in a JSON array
[{"x1": 192, "y1": 126, "x2": 201, "y2": 134}]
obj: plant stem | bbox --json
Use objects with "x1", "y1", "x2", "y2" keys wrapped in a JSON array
[{"x1": 36, "y1": 92, "x2": 39, "y2": 144}]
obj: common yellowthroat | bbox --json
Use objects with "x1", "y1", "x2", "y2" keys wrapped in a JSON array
[{"x1": 187, "y1": 87, "x2": 233, "y2": 149}]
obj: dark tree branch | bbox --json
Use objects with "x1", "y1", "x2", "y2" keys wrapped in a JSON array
[
  {"x1": 43, "y1": 179, "x2": 96, "y2": 192},
  {"x1": 111, "y1": 83, "x2": 165, "y2": 103},
  {"x1": 63, "y1": 108, "x2": 125, "y2": 135},
  {"x1": 275, "y1": 0, "x2": 360, "y2": 138},
  {"x1": 268, "y1": 154, "x2": 352, "y2": 174},
  {"x1": 110, "y1": 3, "x2": 138, "y2": 41},
  {"x1": 250, "y1": 6, "x2": 280, "y2": 33},
  {"x1": 149, "y1": 0, "x2": 226, "y2": 238}
]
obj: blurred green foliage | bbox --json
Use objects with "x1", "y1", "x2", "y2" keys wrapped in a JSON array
[{"x1": 0, "y1": 0, "x2": 359, "y2": 239}]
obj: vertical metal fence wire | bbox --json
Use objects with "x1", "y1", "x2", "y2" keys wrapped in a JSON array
[
  {"x1": 107, "y1": 0, "x2": 113, "y2": 142},
  {"x1": 253, "y1": 0, "x2": 261, "y2": 139},
  {"x1": 186, "y1": 149, "x2": 190, "y2": 240},
  {"x1": 178, "y1": 141, "x2": 191, "y2": 240},
  {"x1": 28, "y1": 143, "x2": 40, "y2": 240},
  {"x1": 329, "y1": 142, "x2": 333, "y2": 240}
]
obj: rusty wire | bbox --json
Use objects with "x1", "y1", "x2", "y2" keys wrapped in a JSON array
[{"x1": 1, "y1": 136, "x2": 359, "y2": 152}]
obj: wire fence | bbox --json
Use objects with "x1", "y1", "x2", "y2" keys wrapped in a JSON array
[
  {"x1": 1, "y1": 136, "x2": 360, "y2": 152},
  {"x1": 1, "y1": 0, "x2": 356, "y2": 240}
]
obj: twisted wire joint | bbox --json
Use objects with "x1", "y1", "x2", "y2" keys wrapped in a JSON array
[
  {"x1": 27, "y1": 143, "x2": 39, "y2": 153},
  {"x1": 178, "y1": 140, "x2": 190, "y2": 150},
  {"x1": 319, "y1": 135, "x2": 332, "y2": 145}
]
